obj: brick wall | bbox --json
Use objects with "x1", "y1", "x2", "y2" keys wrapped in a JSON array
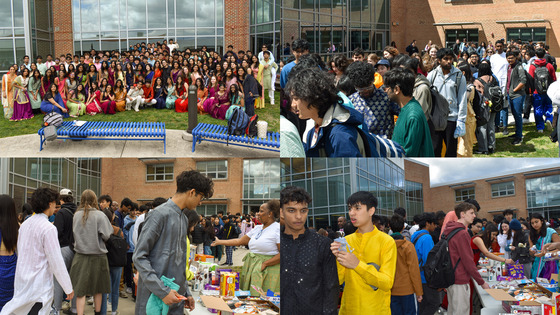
[
  {"x1": 100, "y1": 158, "x2": 245, "y2": 214},
  {"x1": 224, "y1": 0, "x2": 250, "y2": 52},
  {"x1": 52, "y1": 0, "x2": 74, "y2": 56},
  {"x1": 391, "y1": 0, "x2": 559, "y2": 60}
]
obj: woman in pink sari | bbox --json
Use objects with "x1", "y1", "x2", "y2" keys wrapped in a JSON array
[
  {"x1": 55, "y1": 69, "x2": 67, "y2": 106},
  {"x1": 40, "y1": 69, "x2": 55, "y2": 98},
  {"x1": 85, "y1": 82, "x2": 102, "y2": 115},
  {"x1": 203, "y1": 82, "x2": 230, "y2": 120},
  {"x1": 99, "y1": 84, "x2": 116, "y2": 114},
  {"x1": 10, "y1": 68, "x2": 34, "y2": 121}
]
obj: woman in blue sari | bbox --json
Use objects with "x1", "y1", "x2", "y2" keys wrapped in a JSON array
[
  {"x1": 529, "y1": 213, "x2": 560, "y2": 280},
  {"x1": 40, "y1": 83, "x2": 69, "y2": 118}
]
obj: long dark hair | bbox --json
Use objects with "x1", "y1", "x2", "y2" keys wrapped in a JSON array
[
  {"x1": 481, "y1": 223, "x2": 498, "y2": 250},
  {"x1": 184, "y1": 209, "x2": 200, "y2": 242},
  {"x1": 529, "y1": 213, "x2": 548, "y2": 245},
  {"x1": 501, "y1": 220, "x2": 513, "y2": 240},
  {"x1": 204, "y1": 219, "x2": 215, "y2": 239},
  {"x1": 0, "y1": 195, "x2": 19, "y2": 253},
  {"x1": 512, "y1": 228, "x2": 527, "y2": 248}
]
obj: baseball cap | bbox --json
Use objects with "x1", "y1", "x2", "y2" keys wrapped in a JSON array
[
  {"x1": 60, "y1": 188, "x2": 72, "y2": 196},
  {"x1": 375, "y1": 59, "x2": 391, "y2": 68}
]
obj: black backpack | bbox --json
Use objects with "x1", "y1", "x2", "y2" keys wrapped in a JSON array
[
  {"x1": 423, "y1": 227, "x2": 464, "y2": 289},
  {"x1": 468, "y1": 84, "x2": 489, "y2": 127},
  {"x1": 429, "y1": 72, "x2": 462, "y2": 131},
  {"x1": 477, "y1": 77, "x2": 504, "y2": 113},
  {"x1": 511, "y1": 245, "x2": 533, "y2": 264},
  {"x1": 105, "y1": 230, "x2": 128, "y2": 267},
  {"x1": 534, "y1": 62, "x2": 552, "y2": 95},
  {"x1": 246, "y1": 114, "x2": 258, "y2": 137}
]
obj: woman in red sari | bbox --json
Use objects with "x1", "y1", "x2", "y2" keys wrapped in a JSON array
[
  {"x1": 195, "y1": 78, "x2": 208, "y2": 114},
  {"x1": 85, "y1": 82, "x2": 102, "y2": 115},
  {"x1": 40, "y1": 69, "x2": 55, "y2": 98},
  {"x1": 203, "y1": 82, "x2": 230, "y2": 120},
  {"x1": 174, "y1": 76, "x2": 189, "y2": 112},
  {"x1": 99, "y1": 84, "x2": 116, "y2": 114}
]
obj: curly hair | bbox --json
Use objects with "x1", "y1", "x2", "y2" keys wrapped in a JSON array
[
  {"x1": 284, "y1": 67, "x2": 342, "y2": 119},
  {"x1": 292, "y1": 39, "x2": 310, "y2": 52},
  {"x1": 383, "y1": 46, "x2": 399, "y2": 58},
  {"x1": 332, "y1": 54, "x2": 349, "y2": 73},
  {"x1": 265, "y1": 199, "x2": 280, "y2": 219},
  {"x1": 176, "y1": 170, "x2": 214, "y2": 198},
  {"x1": 280, "y1": 186, "x2": 312, "y2": 208},
  {"x1": 30, "y1": 187, "x2": 59, "y2": 213},
  {"x1": 346, "y1": 61, "x2": 376, "y2": 88}
]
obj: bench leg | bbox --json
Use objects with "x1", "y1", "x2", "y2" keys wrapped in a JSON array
[
  {"x1": 163, "y1": 135, "x2": 166, "y2": 154},
  {"x1": 191, "y1": 136, "x2": 197, "y2": 152},
  {"x1": 39, "y1": 134, "x2": 44, "y2": 151}
]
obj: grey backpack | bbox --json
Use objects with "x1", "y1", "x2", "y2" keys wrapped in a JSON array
[{"x1": 43, "y1": 111, "x2": 63, "y2": 141}]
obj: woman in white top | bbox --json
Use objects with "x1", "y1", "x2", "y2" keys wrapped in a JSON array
[
  {"x1": 497, "y1": 220, "x2": 513, "y2": 259},
  {"x1": 2, "y1": 188, "x2": 74, "y2": 315},
  {"x1": 212, "y1": 200, "x2": 280, "y2": 296}
]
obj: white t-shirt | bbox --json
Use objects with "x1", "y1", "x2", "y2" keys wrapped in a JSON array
[{"x1": 247, "y1": 222, "x2": 280, "y2": 256}]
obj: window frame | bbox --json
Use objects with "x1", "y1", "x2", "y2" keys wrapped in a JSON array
[
  {"x1": 146, "y1": 163, "x2": 174, "y2": 182},
  {"x1": 491, "y1": 181, "x2": 515, "y2": 198},
  {"x1": 196, "y1": 160, "x2": 228, "y2": 180},
  {"x1": 455, "y1": 186, "x2": 475, "y2": 202}
]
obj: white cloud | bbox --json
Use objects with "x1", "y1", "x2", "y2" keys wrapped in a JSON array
[{"x1": 410, "y1": 158, "x2": 560, "y2": 187}]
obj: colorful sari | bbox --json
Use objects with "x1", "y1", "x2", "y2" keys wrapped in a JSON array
[
  {"x1": 174, "y1": 86, "x2": 188, "y2": 113},
  {"x1": 153, "y1": 86, "x2": 166, "y2": 109},
  {"x1": 10, "y1": 76, "x2": 34, "y2": 121},
  {"x1": 40, "y1": 93, "x2": 69, "y2": 118},
  {"x1": 197, "y1": 88, "x2": 208, "y2": 113},
  {"x1": 86, "y1": 90, "x2": 102, "y2": 115},
  {"x1": 2, "y1": 73, "x2": 16, "y2": 119},
  {"x1": 203, "y1": 90, "x2": 230, "y2": 120},
  {"x1": 66, "y1": 93, "x2": 86, "y2": 117},
  {"x1": 27, "y1": 76, "x2": 42, "y2": 110},
  {"x1": 165, "y1": 85, "x2": 176, "y2": 109},
  {"x1": 114, "y1": 89, "x2": 127, "y2": 112}
]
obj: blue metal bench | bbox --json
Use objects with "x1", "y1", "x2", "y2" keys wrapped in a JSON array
[
  {"x1": 191, "y1": 123, "x2": 279, "y2": 152},
  {"x1": 38, "y1": 121, "x2": 166, "y2": 153}
]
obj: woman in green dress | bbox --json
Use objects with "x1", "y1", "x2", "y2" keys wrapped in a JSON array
[
  {"x1": 66, "y1": 84, "x2": 86, "y2": 117},
  {"x1": 28, "y1": 69, "x2": 42, "y2": 112},
  {"x1": 165, "y1": 77, "x2": 177, "y2": 109}
]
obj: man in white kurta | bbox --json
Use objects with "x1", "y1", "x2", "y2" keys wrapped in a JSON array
[{"x1": 1, "y1": 212, "x2": 73, "y2": 315}]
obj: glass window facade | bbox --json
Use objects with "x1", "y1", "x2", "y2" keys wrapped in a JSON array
[
  {"x1": 491, "y1": 181, "x2": 515, "y2": 198},
  {"x1": 455, "y1": 186, "x2": 475, "y2": 202},
  {"x1": 146, "y1": 163, "x2": 174, "y2": 182},
  {"x1": 243, "y1": 159, "x2": 281, "y2": 214},
  {"x1": 197, "y1": 160, "x2": 228, "y2": 180},
  {"x1": 197, "y1": 204, "x2": 227, "y2": 216},
  {"x1": 507, "y1": 28, "x2": 546, "y2": 43},
  {"x1": 4, "y1": 158, "x2": 101, "y2": 213},
  {"x1": 405, "y1": 180, "x2": 423, "y2": 220},
  {"x1": 281, "y1": 158, "x2": 405, "y2": 231},
  {"x1": 445, "y1": 29, "x2": 479, "y2": 48},
  {"x1": 526, "y1": 175, "x2": 560, "y2": 218},
  {"x1": 72, "y1": 0, "x2": 224, "y2": 54},
  {"x1": 0, "y1": 0, "x2": 26, "y2": 72},
  {"x1": 251, "y1": 0, "x2": 390, "y2": 61}
]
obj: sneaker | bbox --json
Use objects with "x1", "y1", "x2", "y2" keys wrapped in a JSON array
[
  {"x1": 512, "y1": 137, "x2": 523, "y2": 145},
  {"x1": 62, "y1": 310, "x2": 77, "y2": 315},
  {"x1": 474, "y1": 150, "x2": 488, "y2": 155},
  {"x1": 538, "y1": 129, "x2": 544, "y2": 133},
  {"x1": 87, "y1": 296, "x2": 93, "y2": 305},
  {"x1": 546, "y1": 120, "x2": 553, "y2": 130},
  {"x1": 126, "y1": 287, "x2": 133, "y2": 294},
  {"x1": 119, "y1": 291, "x2": 128, "y2": 298},
  {"x1": 61, "y1": 301, "x2": 70, "y2": 312},
  {"x1": 523, "y1": 118, "x2": 531, "y2": 124},
  {"x1": 502, "y1": 128, "x2": 509, "y2": 135}
]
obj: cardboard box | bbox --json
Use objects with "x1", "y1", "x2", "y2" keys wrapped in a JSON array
[
  {"x1": 485, "y1": 282, "x2": 560, "y2": 315},
  {"x1": 200, "y1": 296, "x2": 279, "y2": 315}
]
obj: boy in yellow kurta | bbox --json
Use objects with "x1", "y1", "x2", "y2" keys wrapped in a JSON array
[{"x1": 331, "y1": 191, "x2": 397, "y2": 314}]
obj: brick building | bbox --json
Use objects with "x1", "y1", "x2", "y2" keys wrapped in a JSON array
[
  {"x1": 100, "y1": 158, "x2": 280, "y2": 216},
  {"x1": 405, "y1": 159, "x2": 560, "y2": 221},
  {"x1": 391, "y1": 0, "x2": 559, "y2": 59}
]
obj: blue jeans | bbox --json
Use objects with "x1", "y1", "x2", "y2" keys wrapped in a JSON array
[
  {"x1": 204, "y1": 246, "x2": 212, "y2": 255},
  {"x1": 101, "y1": 266, "x2": 123, "y2": 314},
  {"x1": 533, "y1": 93, "x2": 554, "y2": 131},
  {"x1": 508, "y1": 95, "x2": 524, "y2": 139},
  {"x1": 391, "y1": 294, "x2": 417, "y2": 315}
]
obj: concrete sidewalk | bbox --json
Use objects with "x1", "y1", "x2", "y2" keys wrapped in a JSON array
[{"x1": 0, "y1": 130, "x2": 278, "y2": 158}]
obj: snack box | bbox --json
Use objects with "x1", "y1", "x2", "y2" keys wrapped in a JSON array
[
  {"x1": 195, "y1": 254, "x2": 215, "y2": 263},
  {"x1": 200, "y1": 296, "x2": 279, "y2": 315},
  {"x1": 485, "y1": 281, "x2": 560, "y2": 315}
]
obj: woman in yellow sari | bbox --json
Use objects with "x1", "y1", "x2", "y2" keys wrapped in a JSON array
[{"x1": 2, "y1": 65, "x2": 17, "y2": 119}]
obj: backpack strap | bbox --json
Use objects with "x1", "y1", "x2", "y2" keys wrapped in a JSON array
[
  {"x1": 413, "y1": 232, "x2": 429, "y2": 246},
  {"x1": 442, "y1": 227, "x2": 465, "y2": 241}
]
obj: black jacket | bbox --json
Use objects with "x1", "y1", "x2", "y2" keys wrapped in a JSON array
[
  {"x1": 281, "y1": 228, "x2": 339, "y2": 315},
  {"x1": 54, "y1": 202, "x2": 77, "y2": 248},
  {"x1": 222, "y1": 222, "x2": 238, "y2": 240},
  {"x1": 192, "y1": 224, "x2": 205, "y2": 244}
]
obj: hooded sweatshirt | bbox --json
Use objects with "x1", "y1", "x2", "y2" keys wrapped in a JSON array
[
  {"x1": 413, "y1": 74, "x2": 432, "y2": 121},
  {"x1": 411, "y1": 229, "x2": 434, "y2": 283},
  {"x1": 426, "y1": 65, "x2": 467, "y2": 123},
  {"x1": 54, "y1": 202, "x2": 77, "y2": 248},
  {"x1": 443, "y1": 221, "x2": 485, "y2": 286},
  {"x1": 529, "y1": 58, "x2": 557, "y2": 95},
  {"x1": 390, "y1": 233, "x2": 423, "y2": 297}
]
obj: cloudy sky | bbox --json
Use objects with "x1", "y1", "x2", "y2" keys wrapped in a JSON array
[{"x1": 410, "y1": 158, "x2": 560, "y2": 187}]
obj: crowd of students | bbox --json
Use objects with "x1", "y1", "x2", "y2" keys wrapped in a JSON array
[
  {"x1": 0, "y1": 169, "x2": 282, "y2": 315},
  {"x1": 280, "y1": 38, "x2": 559, "y2": 157},
  {"x1": 280, "y1": 185, "x2": 560, "y2": 315},
  {"x1": 1, "y1": 40, "x2": 278, "y2": 122}
]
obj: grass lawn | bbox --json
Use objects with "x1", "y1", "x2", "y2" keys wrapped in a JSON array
[
  {"x1": 483, "y1": 122, "x2": 558, "y2": 157},
  {"x1": 0, "y1": 93, "x2": 279, "y2": 138}
]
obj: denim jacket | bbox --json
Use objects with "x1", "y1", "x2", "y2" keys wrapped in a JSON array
[{"x1": 426, "y1": 65, "x2": 468, "y2": 122}]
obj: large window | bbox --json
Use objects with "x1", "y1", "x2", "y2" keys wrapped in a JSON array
[
  {"x1": 491, "y1": 181, "x2": 515, "y2": 198},
  {"x1": 72, "y1": 0, "x2": 225, "y2": 53},
  {"x1": 243, "y1": 159, "x2": 281, "y2": 214},
  {"x1": 197, "y1": 160, "x2": 227, "y2": 180},
  {"x1": 445, "y1": 29, "x2": 479, "y2": 48},
  {"x1": 507, "y1": 28, "x2": 546, "y2": 43},
  {"x1": 146, "y1": 164, "x2": 174, "y2": 182},
  {"x1": 406, "y1": 181, "x2": 424, "y2": 219},
  {"x1": 197, "y1": 204, "x2": 227, "y2": 216},
  {"x1": 455, "y1": 187, "x2": 475, "y2": 202},
  {"x1": 526, "y1": 175, "x2": 560, "y2": 209}
]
